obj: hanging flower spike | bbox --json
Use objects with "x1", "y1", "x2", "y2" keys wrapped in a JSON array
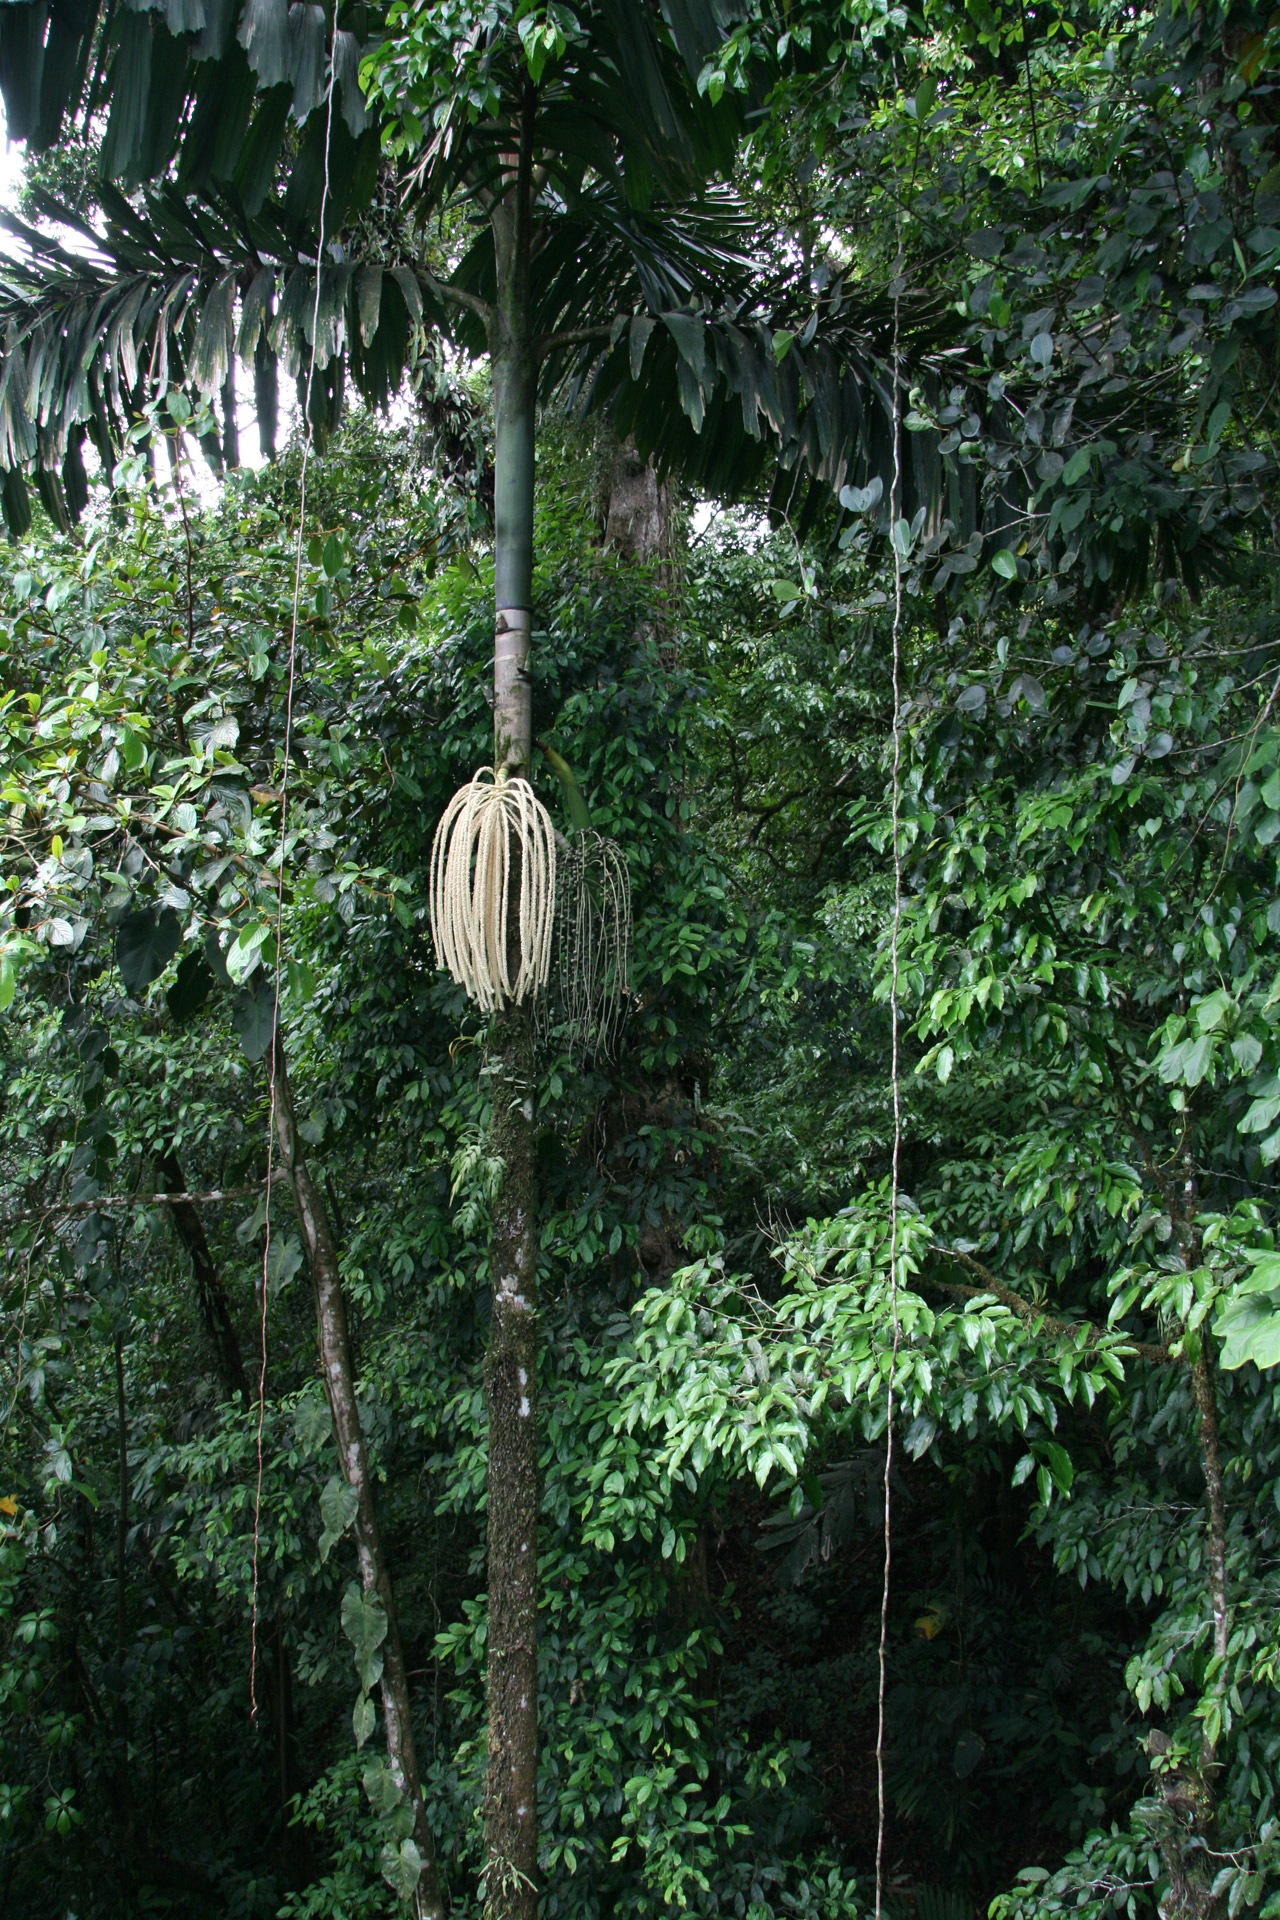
[
  {"x1": 429, "y1": 769, "x2": 557, "y2": 1011},
  {"x1": 550, "y1": 830, "x2": 632, "y2": 1065}
]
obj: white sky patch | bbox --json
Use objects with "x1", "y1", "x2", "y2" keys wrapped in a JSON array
[
  {"x1": 0, "y1": 100, "x2": 97, "y2": 263},
  {"x1": 0, "y1": 131, "x2": 22, "y2": 207},
  {"x1": 690, "y1": 499, "x2": 772, "y2": 549}
]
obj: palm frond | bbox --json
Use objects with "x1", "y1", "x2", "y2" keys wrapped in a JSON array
[{"x1": 0, "y1": 176, "x2": 446, "y2": 528}]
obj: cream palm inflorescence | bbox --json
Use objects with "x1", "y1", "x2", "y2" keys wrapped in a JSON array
[{"x1": 429, "y1": 770, "x2": 557, "y2": 1012}]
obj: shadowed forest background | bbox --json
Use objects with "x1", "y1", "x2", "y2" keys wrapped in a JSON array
[{"x1": 2, "y1": 2, "x2": 1280, "y2": 1919}]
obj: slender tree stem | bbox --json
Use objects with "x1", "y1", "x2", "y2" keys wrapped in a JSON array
[
  {"x1": 114, "y1": 1333, "x2": 128, "y2": 1671},
  {"x1": 112, "y1": 1327, "x2": 136, "y2": 1848},
  {"x1": 269, "y1": 1037, "x2": 447, "y2": 1920},
  {"x1": 1018, "y1": 0, "x2": 1042, "y2": 192},
  {"x1": 1189, "y1": 1341, "x2": 1231, "y2": 1671}
]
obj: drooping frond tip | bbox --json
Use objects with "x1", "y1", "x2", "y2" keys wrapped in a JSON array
[{"x1": 429, "y1": 770, "x2": 557, "y2": 1013}]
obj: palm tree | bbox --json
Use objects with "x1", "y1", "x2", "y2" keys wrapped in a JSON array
[{"x1": 0, "y1": 8, "x2": 951, "y2": 1914}]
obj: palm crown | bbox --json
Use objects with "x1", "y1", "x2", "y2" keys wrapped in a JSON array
[{"x1": 0, "y1": 0, "x2": 949, "y2": 538}]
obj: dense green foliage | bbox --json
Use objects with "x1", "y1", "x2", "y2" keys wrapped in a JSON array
[{"x1": 3, "y1": 3, "x2": 1280, "y2": 1920}]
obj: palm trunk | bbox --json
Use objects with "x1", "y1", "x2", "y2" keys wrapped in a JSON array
[
  {"x1": 481, "y1": 1002, "x2": 538, "y2": 1920},
  {"x1": 481, "y1": 90, "x2": 541, "y2": 1920},
  {"x1": 221, "y1": 359, "x2": 240, "y2": 470},
  {"x1": 492, "y1": 328, "x2": 535, "y2": 776},
  {"x1": 268, "y1": 1036, "x2": 446, "y2": 1920}
]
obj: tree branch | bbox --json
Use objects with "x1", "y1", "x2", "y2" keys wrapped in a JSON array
[
  {"x1": 420, "y1": 263, "x2": 493, "y2": 327},
  {"x1": 3, "y1": 1175, "x2": 286, "y2": 1231},
  {"x1": 535, "y1": 321, "x2": 618, "y2": 359},
  {"x1": 930, "y1": 1244, "x2": 1171, "y2": 1362}
]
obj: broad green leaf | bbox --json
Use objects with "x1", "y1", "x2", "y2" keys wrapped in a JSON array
[
  {"x1": 341, "y1": 1583, "x2": 389, "y2": 1693},
  {"x1": 381, "y1": 1837, "x2": 423, "y2": 1902},
  {"x1": 226, "y1": 922, "x2": 269, "y2": 987},
  {"x1": 1182, "y1": 1032, "x2": 1215, "y2": 1087},
  {"x1": 319, "y1": 1475, "x2": 360, "y2": 1562},
  {"x1": 628, "y1": 315, "x2": 655, "y2": 381},
  {"x1": 1194, "y1": 988, "x2": 1233, "y2": 1032},
  {"x1": 264, "y1": 1234, "x2": 303, "y2": 1297},
  {"x1": 116, "y1": 908, "x2": 181, "y2": 993},
  {"x1": 953, "y1": 1729, "x2": 984, "y2": 1778},
  {"x1": 1061, "y1": 446, "x2": 1093, "y2": 486},
  {"x1": 1230, "y1": 1033, "x2": 1263, "y2": 1072},
  {"x1": 1239, "y1": 1252, "x2": 1280, "y2": 1292},
  {"x1": 1215, "y1": 1290, "x2": 1280, "y2": 1369},
  {"x1": 353, "y1": 1691, "x2": 376, "y2": 1749},
  {"x1": 286, "y1": 958, "x2": 316, "y2": 1005},
  {"x1": 364, "y1": 1756, "x2": 403, "y2": 1814},
  {"x1": 232, "y1": 988, "x2": 276, "y2": 1063},
  {"x1": 1039, "y1": 1440, "x2": 1073, "y2": 1493}
]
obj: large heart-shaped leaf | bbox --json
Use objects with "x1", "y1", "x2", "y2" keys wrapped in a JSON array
[
  {"x1": 232, "y1": 988, "x2": 276, "y2": 1062},
  {"x1": 319, "y1": 1475, "x2": 359, "y2": 1563},
  {"x1": 341, "y1": 1583, "x2": 388, "y2": 1693},
  {"x1": 363, "y1": 1755, "x2": 403, "y2": 1814},
  {"x1": 116, "y1": 908, "x2": 181, "y2": 993},
  {"x1": 167, "y1": 950, "x2": 215, "y2": 1023},
  {"x1": 380, "y1": 1838, "x2": 423, "y2": 1902},
  {"x1": 352, "y1": 1691, "x2": 376, "y2": 1749}
]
